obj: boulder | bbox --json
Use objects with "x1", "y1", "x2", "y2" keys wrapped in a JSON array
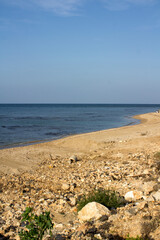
[{"x1": 78, "y1": 202, "x2": 110, "y2": 222}]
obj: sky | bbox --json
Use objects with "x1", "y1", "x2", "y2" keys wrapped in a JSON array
[{"x1": 0, "y1": 0, "x2": 160, "y2": 104}]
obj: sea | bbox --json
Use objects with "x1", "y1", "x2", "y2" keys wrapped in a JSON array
[{"x1": 0, "y1": 104, "x2": 160, "y2": 149}]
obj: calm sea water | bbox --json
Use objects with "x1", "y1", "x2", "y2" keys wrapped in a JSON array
[{"x1": 0, "y1": 104, "x2": 160, "y2": 149}]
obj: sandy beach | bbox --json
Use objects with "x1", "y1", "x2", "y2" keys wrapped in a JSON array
[
  {"x1": 0, "y1": 111, "x2": 160, "y2": 176},
  {"x1": 0, "y1": 112, "x2": 160, "y2": 239}
]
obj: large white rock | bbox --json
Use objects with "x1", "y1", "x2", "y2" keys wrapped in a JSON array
[
  {"x1": 78, "y1": 202, "x2": 110, "y2": 222},
  {"x1": 124, "y1": 190, "x2": 143, "y2": 202}
]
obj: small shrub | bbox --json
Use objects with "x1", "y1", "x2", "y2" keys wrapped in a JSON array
[
  {"x1": 77, "y1": 188, "x2": 124, "y2": 211},
  {"x1": 19, "y1": 207, "x2": 53, "y2": 240}
]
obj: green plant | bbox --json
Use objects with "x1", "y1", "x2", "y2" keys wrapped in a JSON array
[
  {"x1": 77, "y1": 188, "x2": 124, "y2": 211},
  {"x1": 19, "y1": 207, "x2": 53, "y2": 240}
]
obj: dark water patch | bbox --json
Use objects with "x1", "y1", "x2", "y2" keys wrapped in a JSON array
[
  {"x1": 45, "y1": 132, "x2": 61, "y2": 136},
  {"x1": 27, "y1": 125, "x2": 41, "y2": 128},
  {"x1": 0, "y1": 116, "x2": 8, "y2": 119},
  {"x1": 48, "y1": 126, "x2": 62, "y2": 130},
  {"x1": 14, "y1": 116, "x2": 62, "y2": 121},
  {"x1": 65, "y1": 118, "x2": 83, "y2": 122},
  {"x1": 7, "y1": 126, "x2": 22, "y2": 130},
  {"x1": 1, "y1": 125, "x2": 42, "y2": 130},
  {"x1": 14, "y1": 116, "x2": 49, "y2": 120},
  {"x1": 79, "y1": 112, "x2": 96, "y2": 116}
]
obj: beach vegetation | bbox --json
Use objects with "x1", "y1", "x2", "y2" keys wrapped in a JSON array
[
  {"x1": 19, "y1": 207, "x2": 53, "y2": 240},
  {"x1": 77, "y1": 188, "x2": 124, "y2": 211}
]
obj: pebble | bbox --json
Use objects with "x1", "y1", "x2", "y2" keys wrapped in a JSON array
[{"x1": 69, "y1": 155, "x2": 78, "y2": 163}]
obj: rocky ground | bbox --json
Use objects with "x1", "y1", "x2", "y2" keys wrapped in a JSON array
[
  {"x1": 0, "y1": 113, "x2": 160, "y2": 240},
  {"x1": 0, "y1": 148, "x2": 160, "y2": 239}
]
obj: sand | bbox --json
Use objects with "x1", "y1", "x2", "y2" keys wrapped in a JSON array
[{"x1": 0, "y1": 111, "x2": 160, "y2": 175}]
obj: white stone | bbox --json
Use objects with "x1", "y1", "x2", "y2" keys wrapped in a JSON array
[
  {"x1": 94, "y1": 234, "x2": 102, "y2": 239},
  {"x1": 55, "y1": 223, "x2": 64, "y2": 229},
  {"x1": 78, "y1": 202, "x2": 110, "y2": 222},
  {"x1": 124, "y1": 190, "x2": 143, "y2": 202}
]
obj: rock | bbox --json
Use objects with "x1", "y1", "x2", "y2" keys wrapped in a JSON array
[
  {"x1": 124, "y1": 190, "x2": 143, "y2": 202},
  {"x1": 67, "y1": 197, "x2": 76, "y2": 207},
  {"x1": 143, "y1": 169, "x2": 150, "y2": 175},
  {"x1": 15, "y1": 235, "x2": 20, "y2": 240},
  {"x1": 76, "y1": 222, "x2": 93, "y2": 235},
  {"x1": 150, "y1": 225, "x2": 160, "y2": 240},
  {"x1": 73, "y1": 222, "x2": 97, "y2": 239},
  {"x1": 136, "y1": 201, "x2": 148, "y2": 210},
  {"x1": 54, "y1": 234, "x2": 67, "y2": 240},
  {"x1": 78, "y1": 202, "x2": 110, "y2": 222},
  {"x1": 61, "y1": 183, "x2": 70, "y2": 191},
  {"x1": 110, "y1": 216, "x2": 143, "y2": 238},
  {"x1": 145, "y1": 195, "x2": 155, "y2": 202},
  {"x1": 69, "y1": 155, "x2": 78, "y2": 163},
  {"x1": 152, "y1": 190, "x2": 160, "y2": 201},
  {"x1": 94, "y1": 233, "x2": 102, "y2": 239},
  {"x1": 0, "y1": 184, "x2": 3, "y2": 193},
  {"x1": 59, "y1": 199, "x2": 66, "y2": 205},
  {"x1": 140, "y1": 181, "x2": 156, "y2": 195},
  {"x1": 55, "y1": 223, "x2": 64, "y2": 229}
]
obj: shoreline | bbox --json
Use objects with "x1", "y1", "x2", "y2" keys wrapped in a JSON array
[
  {"x1": 0, "y1": 114, "x2": 140, "y2": 151},
  {"x1": 1, "y1": 111, "x2": 160, "y2": 175}
]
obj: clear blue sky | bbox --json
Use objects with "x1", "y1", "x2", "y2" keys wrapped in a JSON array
[{"x1": 0, "y1": 0, "x2": 160, "y2": 104}]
